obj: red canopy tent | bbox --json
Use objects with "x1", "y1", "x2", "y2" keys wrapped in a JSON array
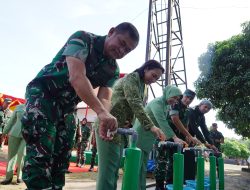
[{"x1": 0, "y1": 93, "x2": 25, "y2": 111}]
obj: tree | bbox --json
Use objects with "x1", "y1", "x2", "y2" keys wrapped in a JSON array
[
  {"x1": 194, "y1": 21, "x2": 250, "y2": 138},
  {"x1": 221, "y1": 139, "x2": 250, "y2": 160}
]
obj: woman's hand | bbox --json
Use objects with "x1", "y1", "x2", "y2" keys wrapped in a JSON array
[{"x1": 150, "y1": 126, "x2": 166, "y2": 141}]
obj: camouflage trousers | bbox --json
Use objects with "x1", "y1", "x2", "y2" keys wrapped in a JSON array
[
  {"x1": 90, "y1": 145, "x2": 97, "y2": 167},
  {"x1": 76, "y1": 140, "x2": 88, "y2": 165},
  {"x1": 21, "y1": 87, "x2": 77, "y2": 190},
  {"x1": 154, "y1": 140, "x2": 176, "y2": 184}
]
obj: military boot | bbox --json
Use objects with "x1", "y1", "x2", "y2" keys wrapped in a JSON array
[{"x1": 155, "y1": 180, "x2": 165, "y2": 190}]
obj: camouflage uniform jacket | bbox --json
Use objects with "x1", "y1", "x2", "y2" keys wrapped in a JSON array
[
  {"x1": 80, "y1": 124, "x2": 91, "y2": 141},
  {"x1": 26, "y1": 31, "x2": 119, "y2": 114},
  {"x1": 110, "y1": 72, "x2": 155, "y2": 144},
  {"x1": 0, "y1": 106, "x2": 11, "y2": 133},
  {"x1": 167, "y1": 99, "x2": 189, "y2": 140}
]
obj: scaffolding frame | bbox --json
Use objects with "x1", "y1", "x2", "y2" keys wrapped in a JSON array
[{"x1": 145, "y1": 0, "x2": 187, "y2": 98}]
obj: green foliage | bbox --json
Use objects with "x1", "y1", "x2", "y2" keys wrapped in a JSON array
[
  {"x1": 221, "y1": 139, "x2": 250, "y2": 159},
  {"x1": 195, "y1": 21, "x2": 250, "y2": 138}
]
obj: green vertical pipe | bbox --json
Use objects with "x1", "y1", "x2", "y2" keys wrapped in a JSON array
[
  {"x1": 209, "y1": 156, "x2": 216, "y2": 190},
  {"x1": 196, "y1": 156, "x2": 204, "y2": 190},
  {"x1": 218, "y1": 157, "x2": 224, "y2": 190},
  {"x1": 173, "y1": 152, "x2": 184, "y2": 190},
  {"x1": 121, "y1": 146, "x2": 141, "y2": 190}
]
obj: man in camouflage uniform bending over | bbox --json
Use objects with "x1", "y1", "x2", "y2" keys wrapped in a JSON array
[{"x1": 21, "y1": 22, "x2": 139, "y2": 190}]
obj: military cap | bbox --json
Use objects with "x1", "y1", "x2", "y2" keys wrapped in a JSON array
[{"x1": 183, "y1": 89, "x2": 196, "y2": 99}]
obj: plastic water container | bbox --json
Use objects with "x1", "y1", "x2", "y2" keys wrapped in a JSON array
[
  {"x1": 166, "y1": 184, "x2": 194, "y2": 190},
  {"x1": 185, "y1": 180, "x2": 196, "y2": 188},
  {"x1": 204, "y1": 183, "x2": 210, "y2": 190},
  {"x1": 204, "y1": 176, "x2": 210, "y2": 183},
  {"x1": 166, "y1": 184, "x2": 173, "y2": 190},
  {"x1": 184, "y1": 187, "x2": 195, "y2": 190},
  {"x1": 204, "y1": 176, "x2": 219, "y2": 184},
  {"x1": 185, "y1": 180, "x2": 210, "y2": 190}
]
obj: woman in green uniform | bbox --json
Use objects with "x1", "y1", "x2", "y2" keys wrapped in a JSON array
[
  {"x1": 1, "y1": 104, "x2": 26, "y2": 185},
  {"x1": 133, "y1": 85, "x2": 185, "y2": 190},
  {"x1": 96, "y1": 60, "x2": 166, "y2": 190}
]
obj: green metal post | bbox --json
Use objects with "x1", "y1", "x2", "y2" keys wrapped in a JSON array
[
  {"x1": 121, "y1": 130, "x2": 141, "y2": 190},
  {"x1": 209, "y1": 155, "x2": 216, "y2": 190},
  {"x1": 173, "y1": 150, "x2": 184, "y2": 190},
  {"x1": 196, "y1": 152, "x2": 204, "y2": 190},
  {"x1": 218, "y1": 157, "x2": 224, "y2": 190}
]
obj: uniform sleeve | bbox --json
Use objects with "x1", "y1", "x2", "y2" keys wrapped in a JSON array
[
  {"x1": 188, "y1": 109, "x2": 206, "y2": 143},
  {"x1": 0, "y1": 111, "x2": 4, "y2": 128},
  {"x1": 199, "y1": 116, "x2": 214, "y2": 144},
  {"x1": 149, "y1": 103, "x2": 175, "y2": 139},
  {"x1": 105, "y1": 67, "x2": 120, "y2": 87},
  {"x1": 3, "y1": 110, "x2": 17, "y2": 135},
  {"x1": 219, "y1": 132, "x2": 224, "y2": 139},
  {"x1": 123, "y1": 74, "x2": 154, "y2": 130},
  {"x1": 62, "y1": 31, "x2": 89, "y2": 63}
]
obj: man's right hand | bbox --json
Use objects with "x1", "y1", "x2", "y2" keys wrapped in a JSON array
[
  {"x1": 185, "y1": 135, "x2": 201, "y2": 146},
  {"x1": 98, "y1": 110, "x2": 118, "y2": 141},
  {"x1": 173, "y1": 136, "x2": 188, "y2": 147}
]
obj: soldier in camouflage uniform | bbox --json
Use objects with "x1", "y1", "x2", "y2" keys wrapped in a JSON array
[
  {"x1": 21, "y1": 22, "x2": 139, "y2": 190},
  {"x1": 154, "y1": 89, "x2": 198, "y2": 189},
  {"x1": 89, "y1": 128, "x2": 97, "y2": 172},
  {"x1": 133, "y1": 85, "x2": 184, "y2": 190},
  {"x1": 96, "y1": 60, "x2": 166, "y2": 190},
  {"x1": 0, "y1": 98, "x2": 12, "y2": 149},
  {"x1": 76, "y1": 118, "x2": 91, "y2": 167}
]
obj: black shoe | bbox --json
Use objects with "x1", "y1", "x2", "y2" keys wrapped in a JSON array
[
  {"x1": 65, "y1": 170, "x2": 72, "y2": 174},
  {"x1": 16, "y1": 179, "x2": 23, "y2": 184},
  {"x1": 155, "y1": 180, "x2": 165, "y2": 190},
  {"x1": 0, "y1": 178, "x2": 12, "y2": 185},
  {"x1": 88, "y1": 167, "x2": 94, "y2": 172}
]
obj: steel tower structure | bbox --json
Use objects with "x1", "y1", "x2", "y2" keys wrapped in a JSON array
[{"x1": 145, "y1": 0, "x2": 187, "y2": 98}]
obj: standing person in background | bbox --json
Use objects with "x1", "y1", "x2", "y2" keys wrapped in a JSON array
[
  {"x1": 21, "y1": 22, "x2": 139, "y2": 190},
  {"x1": 64, "y1": 111, "x2": 79, "y2": 174},
  {"x1": 133, "y1": 85, "x2": 185, "y2": 190},
  {"x1": 210, "y1": 123, "x2": 224, "y2": 152},
  {"x1": 0, "y1": 104, "x2": 26, "y2": 185},
  {"x1": 89, "y1": 129, "x2": 97, "y2": 172},
  {"x1": 0, "y1": 98, "x2": 12, "y2": 149},
  {"x1": 76, "y1": 118, "x2": 91, "y2": 167},
  {"x1": 210, "y1": 123, "x2": 224, "y2": 177},
  {"x1": 96, "y1": 60, "x2": 166, "y2": 190}
]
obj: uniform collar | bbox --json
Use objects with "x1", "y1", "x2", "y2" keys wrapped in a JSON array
[
  {"x1": 93, "y1": 35, "x2": 107, "y2": 55},
  {"x1": 195, "y1": 106, "x2": 203, "y2": 115}
]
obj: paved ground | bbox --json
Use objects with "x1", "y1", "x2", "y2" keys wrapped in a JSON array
[{"x1": 0, "y1": 147, "x2": 249, "y2": 190}]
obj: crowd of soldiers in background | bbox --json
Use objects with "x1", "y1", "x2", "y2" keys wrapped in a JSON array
[{"x1": 0, "y1": 98, "x2": 97, "y2": 185}]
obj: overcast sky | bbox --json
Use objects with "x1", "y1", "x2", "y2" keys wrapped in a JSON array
[{"x1": 1, "y1": 0, "x2": 249, "y2": 139}]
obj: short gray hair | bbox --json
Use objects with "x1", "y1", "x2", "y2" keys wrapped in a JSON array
[{"x1": 199, "y1": 99, "x2": 213, "y2": 109}]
